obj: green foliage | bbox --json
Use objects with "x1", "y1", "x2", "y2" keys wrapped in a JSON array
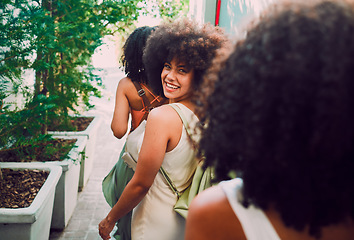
[
  {"x1": 0, "y1": 1, "x2": 38, "y2": 83},
  {"x1": 0, "y1": 94, "x2": 54, "y2": 148},
  {"x1": 0, "y1": 0, "x2": 188, "y2": 162},
  {"x1": 157, "y1": 0, "x2": 189, "y2": 22},
  {"x1": 0, "y1": 0, "x2": 143, "y2": 160},
  {"x1": 1, "y1": 0, "x2": 142, "y2": 114},
  {"x1": 138, "y1": 0, "x2": 190, "y2": 22}
]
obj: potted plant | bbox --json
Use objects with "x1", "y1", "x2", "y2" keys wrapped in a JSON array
[
  {"x1": 0, "y1": 0, "x2": 187, "y2": 232},
  {"x1": 1, "y1": 0, "x2": 143, "y2": 196},
  {"x1": 0, "y1": 117, "x2": 87, "y2": 230},
  {"x1": 0, "y1": 0, "x2": 141, "y2": 230},
  {"x1": 48, "y1": 114, "x2": 102, "y2": 191},
  {"x1": 47, "y1": 135, "x2": 87, "y2": 229},
  {"x1": 0, "y1": 162, "x2": 62, "y2": 240}
]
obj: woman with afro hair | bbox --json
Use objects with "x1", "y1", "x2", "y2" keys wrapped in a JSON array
[
  {"x1": 110, "y1": 26, "x2": 166, "y2": 139},
  {"x1": 185, "y1": 0, "x2": 354, "y2": 240},
  {"x1": 99, "y1": 19, "x2": 230, "y2": 240},
  {"x1": 101, "y1": 26, "x2": 166, "y2": 240}
]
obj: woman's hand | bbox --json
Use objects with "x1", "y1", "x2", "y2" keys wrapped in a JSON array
[{"x1": 98, "y1": 217, "x2": 115, "y2": 240}]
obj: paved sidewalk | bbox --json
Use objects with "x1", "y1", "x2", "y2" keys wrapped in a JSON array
[{"x1": 49, "y1": 68, "x2": 125, "y2": 240}]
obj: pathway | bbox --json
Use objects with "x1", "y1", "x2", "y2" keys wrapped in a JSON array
[{"x1": 49, "y1": 67, "x2": 125, "y2": 240}]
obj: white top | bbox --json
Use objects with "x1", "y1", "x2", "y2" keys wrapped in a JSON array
[
  {"x1": 220, "y1": 179, "x2": 281, "y2": 240},
  {"x1": 125, "y1": 103, "x2": 200, "y2": 240}
]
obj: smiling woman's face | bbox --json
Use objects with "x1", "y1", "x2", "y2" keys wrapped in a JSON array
[{"x1": 161, "y1": 57, "x2": 194, "y2": 102}]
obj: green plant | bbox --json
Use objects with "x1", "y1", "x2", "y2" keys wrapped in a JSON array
[
  {"x1": 1, "y1": 0, "x2": 142, "y2": 133},
  {"x1": 157, "y1": 0, "x2": 189, "y2": 22},
  {"x1": 0, "y1": 0, "x2": 189, "y2": 164}
]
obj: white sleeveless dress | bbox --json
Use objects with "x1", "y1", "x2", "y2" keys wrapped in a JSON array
[
  {"x1": 220, "y1": 179, "x2": 281, "y2": 240},
  {"x1": 125, "y1": 103, "x2": 200, "y2": 240}
]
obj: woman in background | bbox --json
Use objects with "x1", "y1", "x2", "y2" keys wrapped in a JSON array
[
  {"x1": 186, "y1": 0, "x2": 354, "y2": 239},
  {"x1": 111, "y1": 26, "x2": 165, "y2": 139}
]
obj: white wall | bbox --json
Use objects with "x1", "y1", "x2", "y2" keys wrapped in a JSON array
[
  {"x1": 219, "y1": 0, "x2": 275, "y2": 37},
  {"x1": 189, "y1": 0, "x2": 217, "y2": 25},
  {"x1": 189, "y1": 0, "x2": 275, "y2": 37}
]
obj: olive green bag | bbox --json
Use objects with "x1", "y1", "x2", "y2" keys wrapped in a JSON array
[
  {"x1": 162, "y1": 104, "x2": 212, "y2": 219},
  {"x1": 160, "y1": 160, "x2": 212, "y2": 219}
]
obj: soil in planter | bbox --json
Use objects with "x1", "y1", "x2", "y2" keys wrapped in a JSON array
[
  {"x1": 47, "y1": 116, "x2": 94, "y2": 131},
  {"x1": 0, "y1": 117, "x2": 88, "y2": 209},
  {"x1": 0, "y1": 138, "x2": 76, "y2": 208},
  {"x1": 0, "y1": 168, "x2": 49, "y2": 208},
  {"x1": 0, "y1": 138, "x2": 76, "y2": 163}
]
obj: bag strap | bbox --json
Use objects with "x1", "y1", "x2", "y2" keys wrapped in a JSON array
[
  {"x1": 159, "y1": 167, "x2": 181, "y2": 198},
  {"x1": 159, "y1": 103, "x2": 196, "y2": 198},
  {"x1": 132, "y1": 81, "x2": 152, "y2": 111},
  {"x1": 169, "y1": 103, "x2": 192, "y2": 136},
  {"x1": 132, "y1": 82, "x2": 153, "y2": 128}
]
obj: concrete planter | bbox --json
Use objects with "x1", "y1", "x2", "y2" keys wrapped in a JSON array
[
  {"x1": 0, "y1": 162, "x2": 62, "y2": 240},
  {"x1": 48, "y1": 114, "x2": 101, "y2": 191},
  {"x1": 46, "y1": 135, "x2": 87, "y2": 230}
]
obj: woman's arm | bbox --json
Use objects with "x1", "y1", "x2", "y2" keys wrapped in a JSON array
[
  {"x1": 111, "y1": 77, "x2": 131, "y2": 139},
  {"x1": 99, "y1": 107, "x2": 175, "y2": 240}
]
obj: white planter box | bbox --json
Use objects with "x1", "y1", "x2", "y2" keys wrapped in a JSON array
[
  {"x1": 0, "y1": 162, "x2": 62, "y2": 240},
  {"x1": 48, "y1": 115, "x2": 101, "y2": 191},
  {"x1": 46, "y1": 135, "x2": 87, "y2": 229}
]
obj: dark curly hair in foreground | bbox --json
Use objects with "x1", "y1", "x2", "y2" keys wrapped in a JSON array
[
  {"x1": 200, "y1": 0, "x2": 354, "y2": 237},
  {"x1": 120, "y1": 26, "x2": 155, "y2": 84},
  {"x1": 143, "y1": 18, "x2": 230, "y2": 98}
]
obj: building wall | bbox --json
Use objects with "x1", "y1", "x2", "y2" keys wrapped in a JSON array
[
  {"x1": 189, "y1": 0, "x2": 217, "y2": 25},
  {"x1": 219, "y1": 0, "x2": 275, "y2": 36},
  {"x1": 189, "y1": 0, "x2": 275, "y2": 37}
]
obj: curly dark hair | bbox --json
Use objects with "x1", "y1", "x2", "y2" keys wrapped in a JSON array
[
  {"x1": 120, "y1": 26, "x2": 156, "y2": 84},
  {"x1": 143, "y1": 18, "x2": 230, "y2": 98},
  {"x1": 200, "y1": 0, "x2": 354, "y2": 237}
]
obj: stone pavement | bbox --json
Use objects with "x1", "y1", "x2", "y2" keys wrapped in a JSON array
[{"x1": 49, "y1": 68, "x2": 126, "y2": 240}]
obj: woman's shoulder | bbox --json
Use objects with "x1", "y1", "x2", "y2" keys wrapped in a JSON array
[
  {"x1": 190, "y1": 179, "x2": 243, "y2": 213},
  {"x1": 118, "y1": 76, "x2": 131, "y2": 84},
  {"x1": 149, "y1": 103, "x2": 195, "y2": 120},
  {"x1": 148, "y1": 104, "x2": 180, "y2": 122},
  {"x1": 189, "y1": 185, "x2": 230, "y2": 217},
  {"x1": 116, "y1": 77, "x2": 135, "y2": 95},
  {"x1": 117, "y1": 76, "x2": 134, "y2": 89},
  {"x1": 117, "y1": 77, "x2": 144, "y2": 105},
  {"x1": 186, "y1": 184, "x2": 247, "y2": 240}
]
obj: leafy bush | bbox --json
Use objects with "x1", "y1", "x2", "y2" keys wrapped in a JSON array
[
  {"x1": 0, "y1": 0, "x2": 189, "y2": 164},
  {"x1": 0, "y1": 0, "x2": 142, "y2": 159}
]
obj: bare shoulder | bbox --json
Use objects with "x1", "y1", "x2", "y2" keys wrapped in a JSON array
[
  {"x1": 117, "y1": 77, "x2": 134, "y2": 91},
  {"x1": 188, "y1": 185, "x2": 230, "y2": 221},
  {"x1": 185, "y1": 185, "x2": 247, "y2": 240},
  {"x1": 145, "y1": 105, "x2": 184, "y2": 151},
  {"x1": 148, "y1": 104, "x2": 180, "y2": 123},
  {"x1": 117, "y1": 77, "x2": 144, "y2": 108},
  {"x1": 118, "y1": 76, "x2": 132, "y2": 85}
]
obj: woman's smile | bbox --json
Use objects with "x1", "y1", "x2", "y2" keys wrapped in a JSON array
[
  {"x1": 161, "y1": 57, "x2": 194, "y2": 101},
  {"x1": 165, "y1": 82, "x2": 180, "y2": 91}
]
